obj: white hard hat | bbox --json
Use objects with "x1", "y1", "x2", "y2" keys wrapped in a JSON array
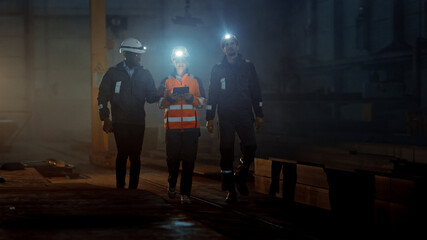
[
  {"x1": 171, "y1": 46, "x2": 189, "y2": 62},
  {"x1": 119, "y1": 38, "x2": 146, "y2": 54}
]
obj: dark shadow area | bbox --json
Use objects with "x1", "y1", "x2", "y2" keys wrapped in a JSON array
[{"x1": 2, "y1": 215, "x2": 163, "y2": 229}]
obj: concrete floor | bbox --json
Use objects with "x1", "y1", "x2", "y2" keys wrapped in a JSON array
[{"x1": 0, "y1": 140, "x2": 422, "y2": 239}]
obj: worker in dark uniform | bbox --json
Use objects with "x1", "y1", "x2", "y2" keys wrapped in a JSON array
[
  {"x1": 206, "y1": 34, "x2": 264, "y2": 203},
  {"x1": 97, "y1": 37, "x2": 158, "y2": 189},
  {"x1": 158, "y1": 46, "x2": 206, "y2": 204}
]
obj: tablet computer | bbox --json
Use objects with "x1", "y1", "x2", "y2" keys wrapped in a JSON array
[{"x1": 173, "y1": 86, "x2": 189, "y2": 94}]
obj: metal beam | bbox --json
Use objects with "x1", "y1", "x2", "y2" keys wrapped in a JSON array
[{"x1": 90, "y1": 0, "x2": 108, "y2": 154}]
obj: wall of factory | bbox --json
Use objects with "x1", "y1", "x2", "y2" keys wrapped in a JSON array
[
  {"x1": 274, "y1": 0, "x2": 427, "y2": 146},
  {"x1": 0, "y1": 0, "x2": 36, "y2": 157},
  {"x1": 0, "y1": 0, "x2": 426, "y2": 159},
  {"x1": 0, "y1": 0, "x2": 291, "y2": 151}
]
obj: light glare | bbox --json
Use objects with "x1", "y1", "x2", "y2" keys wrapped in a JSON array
[{"x1": 175, "y1": 50, "x2": 183, "y2": 57}]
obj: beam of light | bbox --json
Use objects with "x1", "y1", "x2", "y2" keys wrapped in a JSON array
[{"x1": 175, "y1": 50, "x2": 183, "y2": 57}]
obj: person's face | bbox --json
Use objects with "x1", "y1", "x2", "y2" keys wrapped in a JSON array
[
  {"x1": 173, "y1": 59, "x2": 187, "y2": 72},
  {"x1": 124, "y1": 52, "x2": 141, "y2": 66},
  {"x1": 222, "y1": 39, "x2": 239, "y2": 57}
]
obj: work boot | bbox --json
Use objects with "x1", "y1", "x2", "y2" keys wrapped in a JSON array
[
  {"x1": 168, "y1": 187, "x2": 176, "y2": 199},
  {"x1": 225, "y1": 191, "x2": 237, "y2": 203},
  {"x1": 181, "y1": 195, "x2": 191, "y2": 204}
]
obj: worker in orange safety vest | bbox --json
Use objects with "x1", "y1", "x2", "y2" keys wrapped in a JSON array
[{"x1": 158, "y1": 46, "x2": 206, "y2": 204}]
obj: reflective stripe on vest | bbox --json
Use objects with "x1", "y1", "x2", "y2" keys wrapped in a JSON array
[
  {"x1": 164, "y1": 105, "x2": 200, "y2": 130},
  {"x1": 168, "y1": 104, "x2": 195, "y2": 110},
  {"x1": 164, "y1": 116, "x2": 196, "y2": 123},
  {"x1": 161, "y1": 73, "x2": 201, "y2": 130}
]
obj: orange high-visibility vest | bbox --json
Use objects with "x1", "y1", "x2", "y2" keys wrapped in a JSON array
[{"x1": 159, "y1": 73, "x2": 205, "y2": 130}]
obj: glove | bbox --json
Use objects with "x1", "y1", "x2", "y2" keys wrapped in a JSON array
[
  {"x1": 167, "y1": 92, "x2": 180, "y2": 103},
  {"x1": 255, "y1": 117, "x2": 263, "y2": 130},
  {"x1": 183, "y1": 93, "x2": 194, "y2": 103},
  {"x1": 103, "y1": 118, "x2": 113, "y2": 133},
  {"x1": 206, "y1": 120, "x2": 214, "y2": 133}
]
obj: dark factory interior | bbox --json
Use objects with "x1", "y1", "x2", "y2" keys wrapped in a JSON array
[{"x1": 1, "y1": 0, "x2": 427, "y2": 239}]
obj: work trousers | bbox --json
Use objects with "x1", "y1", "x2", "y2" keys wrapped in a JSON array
[
  {"x1": 113, "y1": 123, "x2": 145, "y2": 189},
  {"x1": 218, "y1": 116, "x2": 257, "y2": 191},
  {"x1": 166, "y1": 130, "x2": 199, "y2": 196}
]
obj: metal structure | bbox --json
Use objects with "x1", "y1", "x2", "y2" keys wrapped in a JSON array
[
  {"x1": 89, "y1": 0, "x2": 115, "y2": 168},
  {"x1": 171, "y1": 0, "x2": 203, "y2": 27}
]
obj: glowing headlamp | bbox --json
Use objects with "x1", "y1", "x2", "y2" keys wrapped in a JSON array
[
  {"x1": 175, "y1": 50, "x2": 184, "y2": 57},
  {"x1": 171, "y1": 46, "x2": 189, "y2": 62},
  {"x1": 220, "y1": 34, "x2": 238, "y2": 49}
]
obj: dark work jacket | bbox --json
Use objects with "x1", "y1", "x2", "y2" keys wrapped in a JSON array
[
  {"x1": 206, "y1": 55, "x2": 263, "y2": 121},
  {"x1": 97, "y1": 61, "x2": 158, "y2": 125}
]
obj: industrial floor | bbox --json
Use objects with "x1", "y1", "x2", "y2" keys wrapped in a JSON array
[{"x1": 0, "y1": 141, "x2": 422, "y2": 240}]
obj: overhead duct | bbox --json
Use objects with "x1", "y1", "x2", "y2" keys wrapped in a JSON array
[{"x1": 171, "y1": 0, "x2": 203, "y2": 27}]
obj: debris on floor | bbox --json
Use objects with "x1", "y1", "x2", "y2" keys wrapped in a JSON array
[
  {"x1": 0, "y1": 162, "x2": 25, "y2": 170},
  {"x1": 25, "y1": 158, "x2": 79, "y2": 178}
]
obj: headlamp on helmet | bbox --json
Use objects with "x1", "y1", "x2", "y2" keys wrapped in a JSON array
[
  {"x1": 171, "y1": 46, "x2": 189, "y2": 62},
  {"x1": 175, "y1": 50, "x2": 184, "y2": 57},
  {"x1": 220, "y1": 33, "x2": 239, "y2": 49},
  {"x1": 119, "y1": 38, "x2": 146, "y2": 54}
]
